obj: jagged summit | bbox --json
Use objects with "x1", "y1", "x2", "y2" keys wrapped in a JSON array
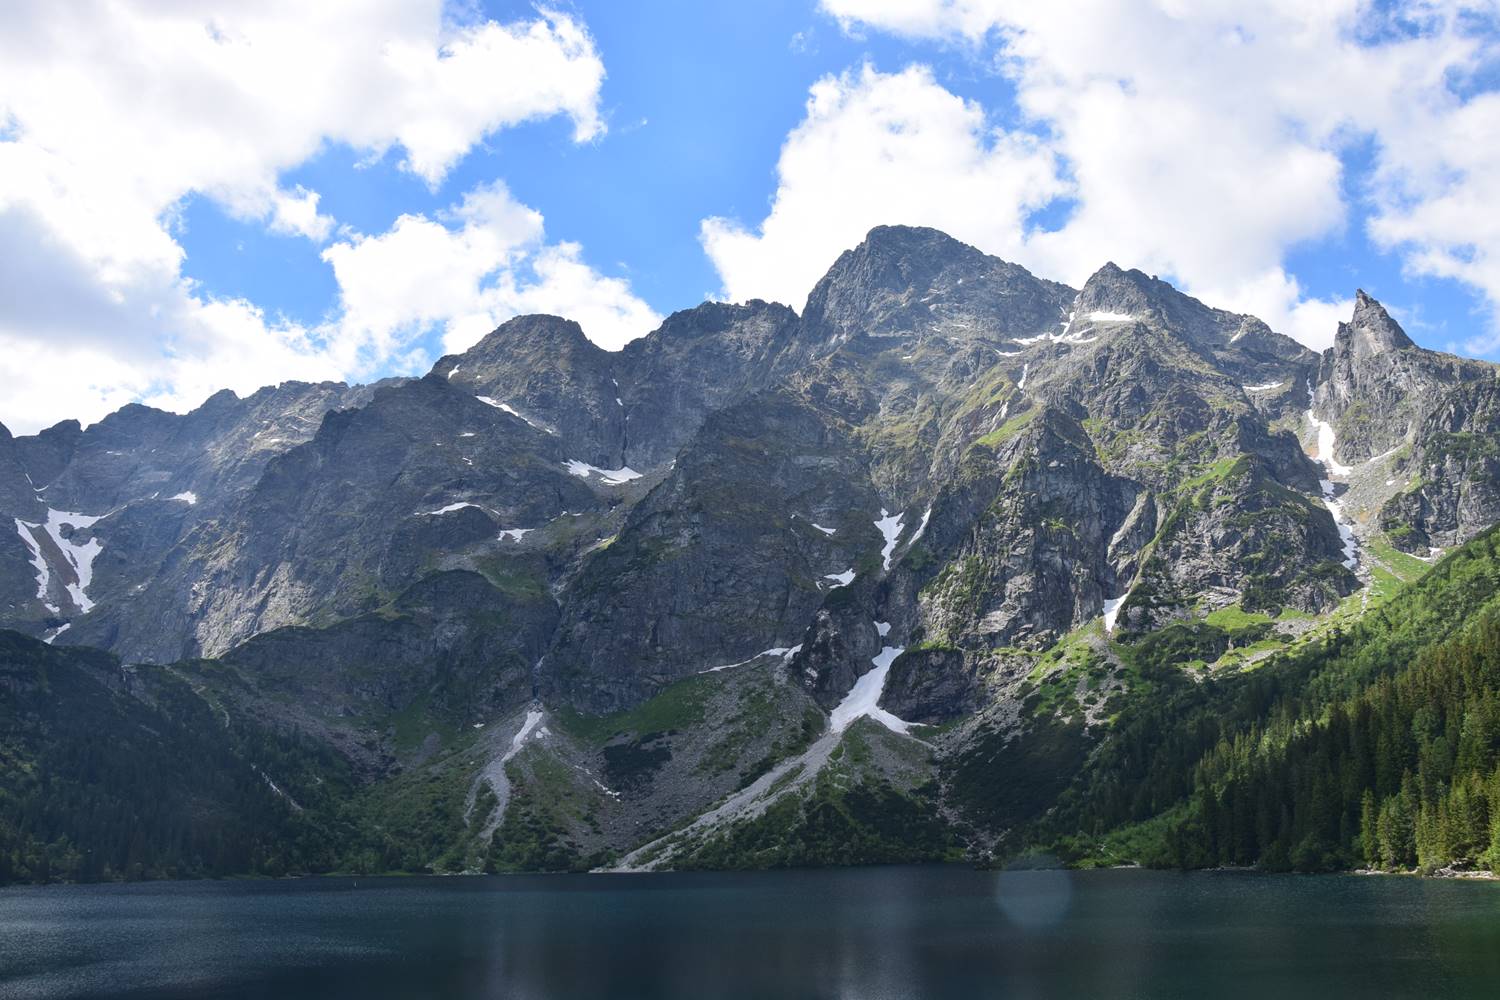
[
  {"x1": 1336, "y1": 289, "x2": 1416, "y2": 361},
  {"x1": 802, "y1": 224, "x2": 1073, "y2": 342},
  {"x1": 449, "y1": 313, "x2": 600, "y2": 366}
]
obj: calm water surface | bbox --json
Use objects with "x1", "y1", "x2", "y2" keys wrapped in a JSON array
[{"x1": 2, "y1": 867, "x2": 1499, "y2": 999}]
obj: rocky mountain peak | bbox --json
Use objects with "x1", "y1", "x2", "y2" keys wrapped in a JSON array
[
  {"x1": 453, "y1": 313, "x2": 601, "y2": 368},
  {"x1": 1336, "y1": 290, "x2": 1415, "y2": 362},
  {"x1": 1073, "y1": 262, "x2": 1161, "y2": 321},
  {"x1": 802, "y1": 224, "x2": 1073, "y2": 343},
  {"x1": 646, "y1": 299, "x2": 798, "y2": 342}
]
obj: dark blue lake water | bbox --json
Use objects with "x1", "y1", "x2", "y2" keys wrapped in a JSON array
[{"x1": 2, "y1": 867, "x2": 1498, "y2": 998}]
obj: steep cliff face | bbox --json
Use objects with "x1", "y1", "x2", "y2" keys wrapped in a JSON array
[
  {"x1": 1300, "y1": 291, "x2": 1500, "y2": 556},
  {"x1": 544, "y1": 388, "x2": 881, "y2": 714},
  {"x1": 438, "y1": 315, "x2": 629, "y2": 469}
]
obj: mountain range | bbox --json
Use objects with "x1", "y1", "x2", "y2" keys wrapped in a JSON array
[{"x1": 5, "y1": 224, "x2": 1500, "y2": 882}]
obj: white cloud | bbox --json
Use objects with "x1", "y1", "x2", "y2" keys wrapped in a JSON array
[
  {"x1": 702, "y1": 64, "x2": 1064, "y2": 310},
  {"x1": 707, "y1": 0, "x2": 1500, "y2": 349},
  {"x1": 325, "y1": 182, "x2": 661, "y2": 359},
  {"x1": 0, "y1": 1, "x2": 613, "y2": 433},
  {"x1": 269, "y1": 187, "x2": 335, "y2": 243}
]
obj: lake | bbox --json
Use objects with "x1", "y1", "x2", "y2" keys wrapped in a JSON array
[{"x1": 2, "y1": 867, "x2": 1499, "y2": 998}]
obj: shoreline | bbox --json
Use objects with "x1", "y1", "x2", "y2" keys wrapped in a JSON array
[{"x1": 7, "y1": 860, "x2": 1500, "y2": 892}]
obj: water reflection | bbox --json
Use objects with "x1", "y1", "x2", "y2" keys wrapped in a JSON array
[{"x1": 2, "y1": 869, "x2": 1499, "y2": 999}]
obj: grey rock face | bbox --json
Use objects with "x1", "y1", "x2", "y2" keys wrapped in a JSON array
[
  {"x1": 615, "y1": 300, "x2": 805, "y2": 468},
  {"x1": 882, "y1": 646, "x2": 978, "y2": 723},
  {"x1": 802, "y1": 225, "x2": 1074, "y2": 344},
  {"x1": 544, "y1": 388, "x2": 881, "y2": 714},
  {"x1": 1379, "y1": 380, "x2": 1500, "y2": 552},
  {"x1": 216, "y1": 570, "x2": 553, "y2": 775},
  {"x1": 916, "y1": 406, "x2": 1136, "y2": 651},
  {"x1": 67, "y1": 375, "x2": 600, "y2": 663},
  {"x1": 439, "y1": 315, "x2": 627, "y2": 469},
  {"x1": 1317, "y1": 291, "x2": 1488, "y2": 461}
]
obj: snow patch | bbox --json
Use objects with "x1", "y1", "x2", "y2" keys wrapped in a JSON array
[
  {"x1": 459, "y1": 432, "x2": 476, "y2": 438},
  {"x1": 1011, "y1": 329, "x2": 1095, "y2": 347},
  {"x1": 1242, "y1": 381, "x2": 1283, "y2": 393},
  {"x1": 1305, "y1": 383, "x2": 1352, "y2": 476},
  {"x1": 1086, "y1": 311, "x2": 1136, "y2": 322},
  {"x1": 1322, "y1": 491, "x2": 1360, "y2": 571},
  {"x1": 477, "y1": 396, "x2": 553, "y2": 433},
  {"x1": 448, "y1": 365, "x2": 460, "y2": 379},
  {"x1": 420, "y1": 502, "x2": 483, "y2": 516},
  {"x1": 830, "y1": 646, "x2": 914, "y2": 734},
  {"x1": 875, "y1": 509, "x2": 905, "y2": 571},
  {"x1": 499, "y1": 528, "x2": 533, "y2": 541},
  {"x1": 874, "y1": 620, "x2": 891, "y2": 638},
  {"x1": 509, "y1": 710, "x2": 544, "y2": 757},
  {"x1": 909, "y1": 506, "x2": 932, "y2": 545},
  {"x1": 17, "y1": 509, "x2": 104, "y2": 613},
  {"x1": 825, "y1": 569, "x2": 855, "y2": 587},
  {"x1": 810, "y1": 522, "x2": 837, "y2": 536},
  {"x1": 1102, "y1": 593, "x2": 1128, "y2": 634},
  {"x1": 563, "y1": 460, "x2": 642, "y2": 485},
  {"x1": 1016, "y1": 362, "x2": 1030, "y2": 391},
  {"x1": 169, "y1": 491, "x2": 198, "y2": 505},
  {"x1": 701, "y1": 645, "x2": 802, "y2": 674},
  {"x1": 14, "y1": 519, "x2": 56, "y2": 613}
]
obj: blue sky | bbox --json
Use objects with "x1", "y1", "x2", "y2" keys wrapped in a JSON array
[
  {"x1": 2, "y1": 1, "x2": 1499, "y2": 432},
  {"x1": 175, "y1": 1, "x2": 927, "y2": 329}
]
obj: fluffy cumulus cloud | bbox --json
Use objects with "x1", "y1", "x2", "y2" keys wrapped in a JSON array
[
  {"x1": 708, "y1": 0, "x2": 1500, "y2": 349},
  {"x1": 324, "y1": 182, "x2": 661, "y2": 360},
  {"x1": 702, "y1": 64, "x2": 1064, "y2": 310},
  {"x1": 0, "y1": 1, "x2": 652, "y2": 433}
]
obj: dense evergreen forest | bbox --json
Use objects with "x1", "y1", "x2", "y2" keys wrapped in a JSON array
[{"x1": 1041, "y1": 526, "x2": 1500, "y2": 873}]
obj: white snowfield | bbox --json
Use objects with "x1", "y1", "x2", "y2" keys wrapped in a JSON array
[
  {"x1": 420, "y1": 501, "x2": 485, "y2": 516},
  {"x1": 169, "y1": 491, "x2": 198, "y2": 505},
  {"x1": 498, "y1": 528, "x2": 532, "y2": 542},
  {"x1": 810, "y1": 522, "x2": 837, "y2": 536},
  {"x1": 875, "y1": 509, "x2": 905, "y2": 571},
  {"x1": 1086, "y1": 310, "x2": 1137, "y2": 323},
  {"x1": 613, "y1": 636, "x2": 922, "y2": 872},
  {"x1": 1242, "y1": 381, "x2": 1284, "y2": 393},
  {"x1": 829, "y1": 645, "x2": 914, "y2": 734},
  {"x1": 563, "y1": 460, "x2": 643, "y2": 485},
  {"x1": 14, "y1": 508, "x2": 104, "y2": 614},
  {"x1": 1305, "y1": 391, "x2": 1353, "y2": 476},
  {"x1": 1306, "y1": 383, "x2": 1360, "y2": 570},
  {"x1": 476, "y1": 396, "x2": 554, "y2": 433},
  {"x1": 1322, "y1": 484, "x2": 1360, "y2": 570},
  {"x1": 1102, "y1": 593, "x2": 1128, "y2": 633},
  {"x1": 910, "y1": 508, "x2": 932, "y2": 547},
  {"x1": 700, "y1": 645, "x2": 802, "y2": 674},
  {"x1": 825, "y1": 569, "x2": 855, "y2": 587},
  {"x1": 1016, "y1": 362, "x2": 1030, "y2": 391},
  {"x1": 469, "y1": 707, "x2": 546, "y2": 843},
  {"x1": 14, "y1": 518, "x2": 55, "y2": 613},
  {"x1": 1012, "y1": 328, "x2": 1097, "y2": 347}
]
